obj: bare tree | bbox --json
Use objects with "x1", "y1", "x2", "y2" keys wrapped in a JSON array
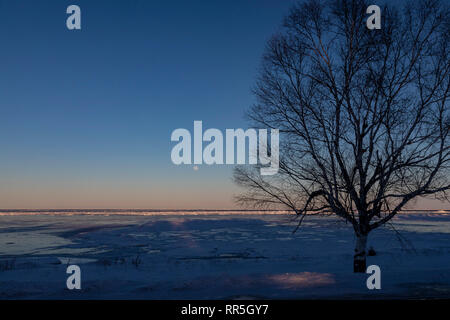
[{"x1": 234, "y1": 0, "x2": 449, "y2": 272}]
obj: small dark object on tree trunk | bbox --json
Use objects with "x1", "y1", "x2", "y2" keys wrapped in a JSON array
[
  {"x1": 353, "y1": 254, "x2": 366, "y2": 273},
  {"x1": 368, "y1": 247, "x2": 376, "y2": 256}
]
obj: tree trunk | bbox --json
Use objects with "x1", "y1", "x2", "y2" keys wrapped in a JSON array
[{"x1": 353, "y1": 234, "x2": 367, "y2": 273}]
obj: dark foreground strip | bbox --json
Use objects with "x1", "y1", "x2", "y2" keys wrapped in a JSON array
[{"x1": 0, "y1": 300, "x2": 447, "y2": 318}]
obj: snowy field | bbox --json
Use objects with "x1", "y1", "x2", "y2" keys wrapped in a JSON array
[{"x1": 0, "y1": 212, "x2": 449, "y2": 299}]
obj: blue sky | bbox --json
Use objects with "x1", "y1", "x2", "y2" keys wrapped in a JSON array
[
  {"x1": 0, "y1": 0, "x2": 448, "y2": 210},
  {"x1": 0, "y1": 0, "x2": 298, "y2": 208}
]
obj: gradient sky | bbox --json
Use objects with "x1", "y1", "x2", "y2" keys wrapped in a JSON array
[{"x1": 0, "y1": 0, "x2": 448, "y2": 210}]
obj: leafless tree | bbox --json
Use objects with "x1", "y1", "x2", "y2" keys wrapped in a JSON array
[{"x1": 234, "y1": 0, "x2": 449, "y2": 272}]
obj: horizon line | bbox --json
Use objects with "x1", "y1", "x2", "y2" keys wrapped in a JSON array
[{"x1": 1, "y1": 208, "x2": 449, "y2": 212}]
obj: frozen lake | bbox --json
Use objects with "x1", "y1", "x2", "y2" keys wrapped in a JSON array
[{"x1": 0, "y1": 212, "x2": 449, "y2": 299}]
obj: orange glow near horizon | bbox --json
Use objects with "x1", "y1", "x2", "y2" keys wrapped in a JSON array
[{"x1": 1, "y1": 175, "x2": 449, "y2": 210}]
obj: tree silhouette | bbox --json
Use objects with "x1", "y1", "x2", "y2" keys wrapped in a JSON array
[{"x1": 234, "y1": 0, "x2": 449, "y2": 272}]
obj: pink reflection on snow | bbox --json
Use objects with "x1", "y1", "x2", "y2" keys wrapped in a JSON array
[{"x1": 266, "y1": 272, "x2": 335, "y2": 288}]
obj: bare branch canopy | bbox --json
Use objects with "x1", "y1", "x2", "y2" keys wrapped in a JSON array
[{"x1": 234, "y1": 0, "x2": 449, "y2": 271}]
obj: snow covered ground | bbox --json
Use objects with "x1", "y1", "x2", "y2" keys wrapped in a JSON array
[{"x1": 0, "y1": 212, "x2": 449, "y2": 299}]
